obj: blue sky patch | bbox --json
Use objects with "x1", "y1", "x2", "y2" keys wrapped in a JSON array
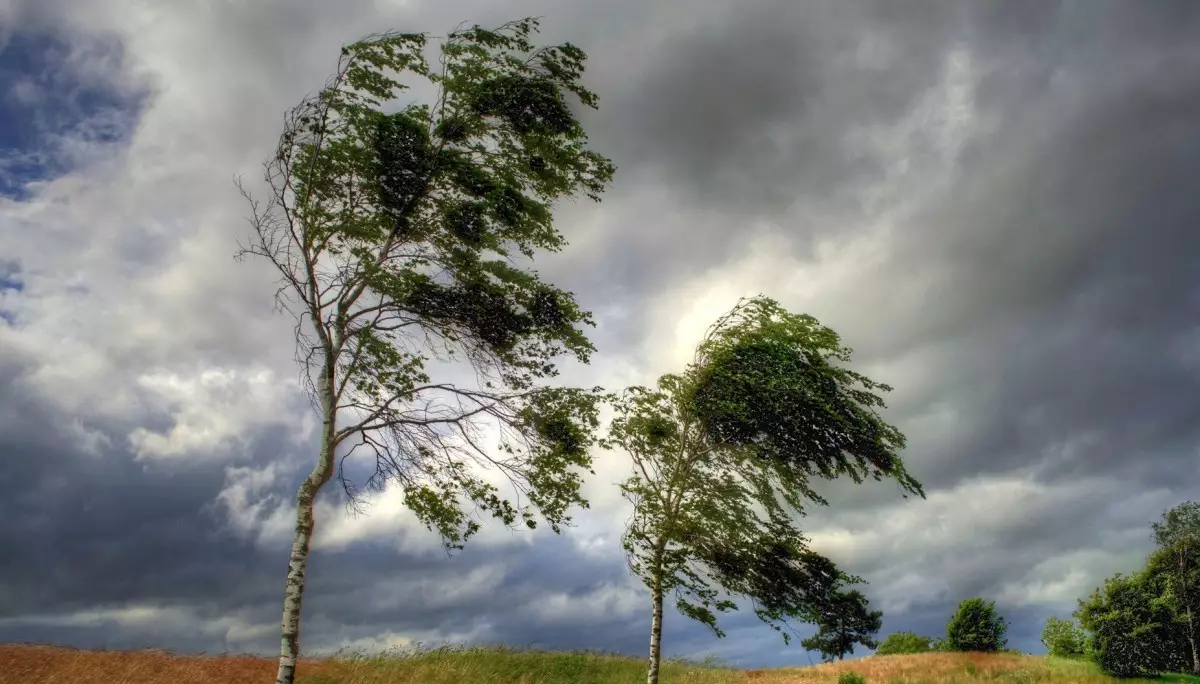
[
  {"x1": 0, "y1": 260, "x2": 21, "y2": 325},
  {"x1": 0, "y1": 31, "x2": 146, "y2": 199}
]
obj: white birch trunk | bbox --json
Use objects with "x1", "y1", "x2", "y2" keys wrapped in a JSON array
[
  {"x1": 275, "y1": 373, "x2": 336, "y2": 684},
  {"x1": 1188, "y1": 604, "x2": 1199, "y2": 675},
  {"x1": 646, "y1": 541, "x2": 667, "y2": 684},
  {"x1": 646, "y1": 577, "x2": 664, "y2": 684}
]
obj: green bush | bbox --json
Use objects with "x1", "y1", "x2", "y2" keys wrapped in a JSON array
[
  {"x1": 1076, "y1": 571, "x2": 1189, "y2": 678},
  {"x1": 839, "y1": 672, "x2": 867, "y2": 684},
  {"x1": 874, "y1": 631, "x2": 933, "y2": 655},
  {"x1": 1040, "y1": 617, "x2": 1086, "y2": 658},
  {"x1": 945, "y1": 598, "x2": 1008, "y2": 652}
]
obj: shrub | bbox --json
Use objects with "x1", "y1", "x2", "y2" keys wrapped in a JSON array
[
  {"x1": 1041, "y1": 617, "x2": 1086, "y2": 658},
  {"x1": 874, "y1": 631, "x2": 933, "y2": 655},
  {"x1": 945, "y1": 598, "x2": 1008, "y2": 652},
  {"x1": 839, "y1": 671, "x2": 867, "y2": 684}
]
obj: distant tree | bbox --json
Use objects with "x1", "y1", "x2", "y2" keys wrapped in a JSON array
[
  {"x1": 931, "y1": 636, "x2": 953, "y2": 652},
  {"x1": 1076, "y1": 570, "x2": 1188, "y2": 678},
  {"x1": 1151, "y1": 501, "x2": 1200, "y2": 674},
  {"x1": 1041, "y1": 616, "x2": 1086, "y2": 658},
  {"x1": 801, "y1": 588, "x2": 884, "y2": 662},
  {"x1": 945, "y1": 598, "x2": 1008, "y2": 652},
  {"x1": 238, "y1": 18, "x2": 614, "y2": 684},
  {"x1": 604, "y1": 296, "x2": 924, "y2": 684},
  {"x1": 874, "y1": 631, "x2": 934, "y2": 655}
]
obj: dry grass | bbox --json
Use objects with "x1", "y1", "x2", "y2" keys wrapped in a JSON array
[
  {"x1": 0, "y1": 643, "x2": 735, "y2": 684},
  {"x1": 1, "y1": 644, "x2": 1191, "y2": 684},
  {"x1": 743, "y1": 652, "x2": 1185, "y2": 684},
  {"x1": 0, "y1": 643, "x2": 346, "y2": 684}
]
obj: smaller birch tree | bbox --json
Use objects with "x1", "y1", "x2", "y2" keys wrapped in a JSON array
[{"x1": 604, "y1": 296, "x2": 924, "y2": 684}]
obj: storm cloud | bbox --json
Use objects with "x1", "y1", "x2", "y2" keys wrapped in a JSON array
[{"x1": 2, "y1": 0, "x2": 1200, "y2": 667}]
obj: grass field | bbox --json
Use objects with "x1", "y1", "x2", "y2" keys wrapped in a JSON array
[{"x1": 3, "y1": 644, "x2": 1199, "y2": 684}]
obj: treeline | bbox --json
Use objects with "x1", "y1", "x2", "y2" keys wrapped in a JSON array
[
  {"x1": 1039, "y1": 501, "x2": 1200, "y2": 678},
  {"x1": 874, "y1": 597, "x2": 1013, "y2": 655}
]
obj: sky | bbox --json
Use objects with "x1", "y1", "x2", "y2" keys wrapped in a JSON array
[{"x1": 1, "y1": 0, "x2": 1199, "y2": 668}]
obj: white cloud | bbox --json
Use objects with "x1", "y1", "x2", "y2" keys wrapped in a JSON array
[
  {"x1": 130, "y1": 366, "x2": 312, "y2": 459},
  {"x1": 0, "y1": 604, "x2": 276, "y2": 647}
]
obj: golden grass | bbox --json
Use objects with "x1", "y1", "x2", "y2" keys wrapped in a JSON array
[
  {"x1": 0, "y1": 643, "x2": 345, "y2": 684},
  {"x1": 0, "y1": 643, "x2": 735, "y2": 684},
  {"x1": 1, "y1": 644, "x2": 1190, "y2": 684},
  {"x1": 743, "y1": 652, "x2": 1185, "y2": 684}
]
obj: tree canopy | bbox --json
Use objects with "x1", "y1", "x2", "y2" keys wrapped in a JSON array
[
  {"x1": 874, "y1": 631, "x2": 935, "y2": 655},
  {"x1": 800, "y1": 588, "x2": 883, "y2": 662},
  {"x1": 945, "y1": 598, "x2": 1008, "y2": 652},
  {"x1": 1041, "y1": 617, "x2": 1087, "y2": 658},
  {"x1": 1076, "y1": 570, "x2": 1188, "y2": 677},
  {"x1": 1152, "y1": 501, "x2": 1200, "y2": 674}
]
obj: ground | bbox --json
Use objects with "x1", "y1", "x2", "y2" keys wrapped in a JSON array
[{"x1": 2, "y1": 644, "x2": 1197, "y2": 684}]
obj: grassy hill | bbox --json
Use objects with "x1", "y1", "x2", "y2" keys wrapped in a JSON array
[{"x1": 3, "y1": 643, "x2": 1199, "y2": 684}]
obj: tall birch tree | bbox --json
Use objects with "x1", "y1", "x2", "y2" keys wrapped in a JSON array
[
  {"x1": 604, "y1": 296, "x2": 924, "y2": 684},
  {"x1": 237, "y1": 19, "x2": 614, "y2": 684}
]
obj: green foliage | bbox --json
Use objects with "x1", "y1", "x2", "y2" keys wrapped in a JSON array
[
  {"x1": 945, "y1": 598, "x2": 1008, "y2": 652},
  {"x1": 688, "y1": 297, "x2": 924, "y2": 506},
  {"x1": 603, "y1": 295, "x2": 924, "y2": 682},
  {"x1": 1076, "y1": 570, "x2": 1189, "y2": 678},
  {"x1": 1041, "y1": 617, "x2": 1087, "y2": 658},
  {"x1": 801, "y1": 589, "x2": 883, "y2": 662},
  {"x1": 241, "y1": 17, "x2": 614, "y2": 547},
  {"x1": 839, "y1": 672, "x2": 867, "y2": 684},
  {"x1": 1152, "y1": 501, "x2": 1200, "y2": 674},
  {"x1": 1069, "y1": 502, "x2": 1200, "y2": 678},
  {"x1": 873, "y1": 631, "x2": 934, "y2": 655}
]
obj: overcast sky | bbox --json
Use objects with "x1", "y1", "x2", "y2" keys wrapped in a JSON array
[{"x1": 2, "y1": 0, "x2": 1199, "y2": 668}]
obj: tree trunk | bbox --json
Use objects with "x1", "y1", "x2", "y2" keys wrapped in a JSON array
[
  {"x1": 646, "y1": 576, "x2": 664, "y2": 684},
  {"x1": 275, "y1": 374, "x2": 336, "y2": 684},
  {"x1": 1189, "y1": 604, "x2": 1199, "y2": 675},
  {"x1": 646, "y1": 542, "x2": 667, "y2": 684}
]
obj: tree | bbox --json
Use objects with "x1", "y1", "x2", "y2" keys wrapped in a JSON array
[
  {"x1": 237, "y1": 19, "x2": 614, "y2": 684},
  {"x1": 1151, "y1": 500, "x2": 1200, "y2": 674},
  {"x1": 1076, "y1": 570, "x2": 1188, "y2": 678},
  {"x1": 1041, "y1": 616, "x2": 1086, "y2": 658},
  {"x1": 945, "y1": 598, "x2": 1008, "y2": 652},
  {"x1": 603, "y1": 296, "x2": 924, "y2": 684},
  {"x1": 874, "y1": 631, "x2": 934, "y2": 655},
  {"x1": 801, "y1": 588, "x2": 883, "y2": 662}
]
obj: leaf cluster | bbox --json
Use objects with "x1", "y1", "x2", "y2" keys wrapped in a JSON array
[
  {"x1": 874, "y1": 630, "x2": 934, "y2": 655},
  {"x1": 1040, "y1": 617, "x2": 1087, "y2": 658},
  {"x1": 689, "y1": 297, "x2": 924, "y2": 505},
  {"x1": 945, "y1": 597, "x2": 1008, "y2": 652},
  {"x1": 1076, "y1": 570, "x2": 1189, "y2": 677},
  {"x1": 800, "y1": 588, "x2": 883, "y2": 661}
]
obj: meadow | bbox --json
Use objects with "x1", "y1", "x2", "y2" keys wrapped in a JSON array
[{"x1": 2, "y1": 644, "x2": 1195, "y2": 684}]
